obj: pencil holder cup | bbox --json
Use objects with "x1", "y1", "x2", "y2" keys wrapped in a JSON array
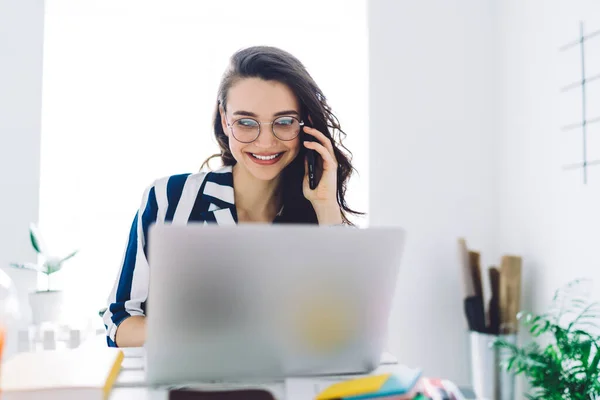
[{"x1": 468, "y1": 331, "x2": 516, "y2": 400}]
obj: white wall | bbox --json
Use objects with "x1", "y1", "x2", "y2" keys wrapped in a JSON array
[
  {"x1": 493, "y1": 2, "x2": 600, "y2": 397},
  {"x1": 370, "y1": 0, "x2": 600, "y2": 393},
  {"x1": 368, "y1": 0, "x2": 498, "y2": 386},
  {"x1": 0, "y1": 0, "x2": 45, "y2": 356},
  {"x1": 496, "y1": 1, "x2": 600, "y2": 318}
]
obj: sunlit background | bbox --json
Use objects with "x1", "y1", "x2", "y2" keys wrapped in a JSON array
[{"x1": 38, "y1": 0, "x2": 369, "y2": 315}]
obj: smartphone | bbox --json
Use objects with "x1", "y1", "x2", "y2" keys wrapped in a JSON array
[
  {"x1": 303, "y1": 116, "x2": 319, "y2": 190},
  {"x1": 306, "y1": 148, "x2": 317, "y2": 190}
]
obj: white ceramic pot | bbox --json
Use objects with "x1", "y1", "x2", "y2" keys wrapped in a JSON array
[{"x1": 29, "y1": 290, "x2": 64, "y2": 325}]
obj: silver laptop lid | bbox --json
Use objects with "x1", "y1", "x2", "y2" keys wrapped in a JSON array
[{"x1": 145, "y1": 224, "x2": 406, "y2": 386}]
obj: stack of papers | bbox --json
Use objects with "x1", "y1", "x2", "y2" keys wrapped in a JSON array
[
  {"x1": 0, "y1": 347, "x2": 124, "y2": 400},
  {"x1": 285, "y1": 364, "x2": 421, "y2": 400},
  {"x1": 285, "y1": 365, "x2": 467, "y2": 400}
]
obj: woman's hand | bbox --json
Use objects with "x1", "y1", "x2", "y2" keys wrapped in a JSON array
[
  {"x1": 115, "y1": 316, "x2": 146, "y2": 348},
  {"x1": 302, "y1": 126, "x2": 343, "y2": 225}
]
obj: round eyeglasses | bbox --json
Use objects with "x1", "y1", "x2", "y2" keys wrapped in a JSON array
[{"x1": 226, "y1": 116, "x2": 305, "y2": 143}]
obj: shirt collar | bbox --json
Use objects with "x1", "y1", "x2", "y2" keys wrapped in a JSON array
[{"x1": 201, "y1": 165, "x2": 284, "y2": 224}]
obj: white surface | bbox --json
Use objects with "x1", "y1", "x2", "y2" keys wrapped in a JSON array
[
  {"x1": 0, "y1": 0, "x2": 45, "y2": 359},
  {"x1": 285, "y1": 378, "x2": 334, "y2": 400},
  {"x1": 110, "y1": 388, "x2": 167, "y2": 400},
  {"x1": 369, "y1": 0, "x2": 600, "y2": 393},
  {"x1": 368, "y1": 0, "x2": 498, "y2": 386},
  {"x1": 1, "y1": 347, "x2": 123, "y2": 395},
  {"x1": 469, "y1": 332, "x2": 516, "y2": 400},
  {"x1": 120, "y1": 347, "x2": 146, "y2": 359},
  {"x1": 121, "y1": 356, "x2": 145, "y2": 371},
  {"x1": 495, "y1": 5, "x2": 600, "y2": 396},
  {"x1": 110, "y1": 356, "x2": 406, "y2": 400},
  {"x1": 109, "y1": 364, "x2": 470, "y2": 400},
  {"x1": 380, "y1": 351, "x2": 398, "y2": 365},
  {"x1": 495, "y1": 0, "x2": 600, "y2": 310},
  {"x1": 103, "y1": 348, "x2": 468, "y2": 400},
  {"x1": 29, "y1": 291, "x2": 64, "y2": 325},
  {"x1": 115, "y1": 370, "x2": 147, "y2": 388},
  {"x1": 111, "y1": 347, "x2": 397, "y2": 388}
]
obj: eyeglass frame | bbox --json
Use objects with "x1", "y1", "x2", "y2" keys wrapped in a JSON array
[{"x1": 224, "y1": 115, "x2": 305, "y2": 144}]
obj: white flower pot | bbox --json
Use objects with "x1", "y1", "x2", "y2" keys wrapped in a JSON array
[{"x1": 29, "y1": 290, "x2": 64, "y2": 325}]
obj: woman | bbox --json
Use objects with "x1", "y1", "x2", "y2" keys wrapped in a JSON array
[{"x1": 103, "y1": 46, "x2": 362, "y2": 348}]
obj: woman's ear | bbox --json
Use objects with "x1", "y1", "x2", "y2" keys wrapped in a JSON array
[{"x1": 219, "y1": 104, "x2": 229, "y2": 137}]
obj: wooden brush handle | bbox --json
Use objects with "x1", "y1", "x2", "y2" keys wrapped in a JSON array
[
  {"x1": 458, "y1": 239, "x2": 475, "y2": 297},
  {"x1": 469, "y1": 251, "x2": 483, "y2": 297},
  {"x1": 499, "y1": 255, "x2": 522, "y2": 334}
]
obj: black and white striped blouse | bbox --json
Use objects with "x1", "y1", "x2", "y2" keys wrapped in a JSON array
[{"x1": 103, "y1": 166, "x2": 250, "y2": 346}]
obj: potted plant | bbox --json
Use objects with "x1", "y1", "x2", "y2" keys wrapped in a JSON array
[
  {"x1": 9, "y1": 223, "x2": 78, "y2": 325},
  {"x1": 493, "y1": 278, "x2": 600, "y2": 399}
]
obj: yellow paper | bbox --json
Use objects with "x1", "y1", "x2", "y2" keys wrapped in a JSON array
[
  {"x1": 316, "y1": 374, "x2": 391, "y2": 400},
  {"x1": 103, "y1": 350, "x2": 124, "y2": 399}
]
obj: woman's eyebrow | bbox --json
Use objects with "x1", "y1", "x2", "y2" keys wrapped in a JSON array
[
  {"x1": 232, "y1": 110, "x2": 258, "y2": 117},
  {"x1": 273, "y1": 110, "x2": 300, "y2": 117},
  {"x1": 232, "y1": 110, "x2": 300, "y2": 118}
]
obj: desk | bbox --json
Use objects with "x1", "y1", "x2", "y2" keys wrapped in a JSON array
[
  {"x1": 111, "y1": 388, "x2": 168, "y2": 400},
  {"x1": 108, "y1": 349, "x2": 473, "y2": 400},
  {"x1": 109, "y1": 347, "x2": 284, "y2": 399}
]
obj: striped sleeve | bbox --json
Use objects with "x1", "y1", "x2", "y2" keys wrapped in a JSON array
[{"x1": 103, "y1": 182, "x2": 158, "y2": 347}]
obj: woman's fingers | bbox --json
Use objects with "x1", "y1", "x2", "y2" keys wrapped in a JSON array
[
  {"x1": 303, "y1": 127, "x2": 336, "y2": 159},
  {"x1": 304, "y1": 140, "x2": 337, "y2": 170}
]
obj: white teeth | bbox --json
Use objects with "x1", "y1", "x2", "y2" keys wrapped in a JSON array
[{"x1": 252, "y1": 153, "x2": 280, "y2": 161}]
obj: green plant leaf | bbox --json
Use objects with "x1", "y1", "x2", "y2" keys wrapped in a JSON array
[
  {"x1": 29, "y1": 230, "x2": 41, "y2": 254},
  {"x1": 569, "y1": 302, "x2": 600, "y2": 331},
  {"x1": 578, "y1": 339, "x2": 592, "y2": 365},
  {"x1": 9, "y1": 262, "x2": 42, "y2": 273},
  {"x1": 574, "y1": 321, "x2": 600, "y2": 331},
  {"x1": 44, "y1": 260, "x2": 62, "y2": 275},
  {"x1": 28, "y1": 223, "x2": 47, "y2": 256},
  {"x1": 549, "y1": 278, "x2": 593, "y2": 324},
  {"x1": 506, "y1": 356, "x2": 516, "y2": 371},
  {"x1": 570, "y1": 298, "x2": 588, "y2": 307},
  {"x1": 589, "y1": 342, "x2": 600, "y2": 371},
  {"x1": 60, "y1": 250, "x2": 78, "y2": 264},
  {"x1": 531, "y1": 319, "x2": 552, "y2": 336}
]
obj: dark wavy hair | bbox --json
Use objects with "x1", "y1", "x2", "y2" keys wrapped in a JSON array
[{"x1": 201, "y1": 46, "x2": 362, "y2": 224}]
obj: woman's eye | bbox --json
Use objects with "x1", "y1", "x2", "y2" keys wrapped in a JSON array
[
  {"x1": 275, "y1": 117, "x2": 294, "y2": 126},
  {"x1": 237, "y1": 119, "x2": 258, "y2": 127}
]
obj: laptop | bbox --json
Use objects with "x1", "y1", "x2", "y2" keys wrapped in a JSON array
[{"x1": 144, "y1": 224, "x2": 406, "y2": 386}]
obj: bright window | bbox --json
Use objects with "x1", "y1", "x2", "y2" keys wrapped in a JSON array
[{"x1": 40, "y1": 0, "x2": 369, "y2": 316}]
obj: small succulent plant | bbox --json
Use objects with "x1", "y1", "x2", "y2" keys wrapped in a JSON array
[{"x1": 9, "y1": 223, "x2": 78, "y2": 292}]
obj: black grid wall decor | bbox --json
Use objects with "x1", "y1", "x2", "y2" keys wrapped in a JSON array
[{"x1": 560, "y1": 22, "x2": 600, "y2": 184}]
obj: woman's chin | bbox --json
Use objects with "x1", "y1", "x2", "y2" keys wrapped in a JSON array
[
  {"x1": 242, "y1": 155, "x2": 289, "y2": 181},
  {"x1": 246, "y1": 165, "x2": 284, "y2": 182}
]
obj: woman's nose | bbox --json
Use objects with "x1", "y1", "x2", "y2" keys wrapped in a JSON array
[{"x1": 254, "y1": 125, "x2": 278, "y2": 148}]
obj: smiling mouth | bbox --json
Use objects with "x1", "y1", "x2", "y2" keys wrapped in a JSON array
[{"x1": 249, "y1": 152, "x2": 283, "y2": 161}]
